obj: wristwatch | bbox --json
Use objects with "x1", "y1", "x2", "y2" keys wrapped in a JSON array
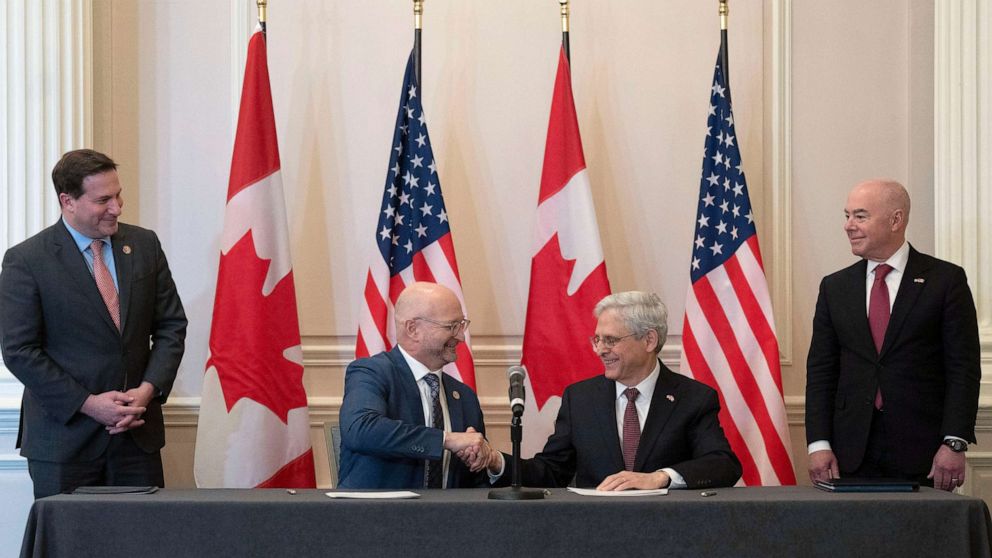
[{"x1": 943, "y1": 439, "x2": 968, "y2": 453}]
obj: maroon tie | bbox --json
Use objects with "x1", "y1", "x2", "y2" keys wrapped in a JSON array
[
  {"x1": 91, "y1": 240, "x2": 121, "y2": 331},
  {"x1": 868, "y1": 263, "x2": 893, "y2": 409},
  {"x1": 622, "y1": 388, "x2": 640, "y2": 471}
]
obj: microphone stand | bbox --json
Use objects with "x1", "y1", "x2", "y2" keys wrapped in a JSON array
[{"x1": 488, "y1": 413, "x2": 545, "y2": 500}]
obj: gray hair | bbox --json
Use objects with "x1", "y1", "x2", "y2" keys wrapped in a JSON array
[{"x1": 594, "y1": 291, "x2": 668, "y2": 353}]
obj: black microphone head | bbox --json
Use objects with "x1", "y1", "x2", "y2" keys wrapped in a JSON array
[{"x1": 507, "y1": 365, "x2": 527, "y2": 381}]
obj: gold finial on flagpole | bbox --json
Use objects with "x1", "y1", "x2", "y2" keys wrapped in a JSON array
[
  {"x1": 559, "y1": 0, "x2": 569, "y2": 33},
  {"x1": 414, "y1": 0, "x2": 424, "y2": 31},
  {"x1": 257, "y1": 0, "x2": 267, "y2": 24},
  {"x1": 719, "y1": 0, "x2": 728, "y2": 31}
]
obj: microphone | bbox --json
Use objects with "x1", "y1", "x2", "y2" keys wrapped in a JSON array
[{"x1": 507, "y1": 365, "x2": 527, "y2": 417}]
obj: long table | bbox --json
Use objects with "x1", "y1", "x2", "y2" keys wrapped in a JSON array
[{"x1": 20, "y1": 486, "x2": 992, "y2": 557}]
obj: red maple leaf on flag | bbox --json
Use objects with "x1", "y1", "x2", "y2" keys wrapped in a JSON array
[
  {"x1": 207, "y1": 230, "x2": 307, "y2": 423},
  {"x1": 522, "y1": 233, "x2": 608, "y2": 408}
]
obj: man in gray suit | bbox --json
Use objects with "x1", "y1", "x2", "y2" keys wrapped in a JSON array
[{"x1": 0, "y1": 149, "x2": 187, "y2": 498}]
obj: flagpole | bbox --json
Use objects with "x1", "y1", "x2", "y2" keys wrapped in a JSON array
[
  {"x1": 559, "y1": 0, "x2": 570, "y2": 62},
  {"x1": 719, "y1": 0, "x2": 729, "y2": 85},
  {"x1": 257, "y1": 0, "x2": 267, "y2": 35},
  {"x1": 414, "y1": 0, "x2": 424, "y2": 85}
]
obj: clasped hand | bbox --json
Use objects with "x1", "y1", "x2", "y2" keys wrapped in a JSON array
[
  {"x1": 444, "y1": 427, "x2": 500, "y2": 473},
  {"x1": 81, "y1": 381, "x2": 156, "y2": 434}
]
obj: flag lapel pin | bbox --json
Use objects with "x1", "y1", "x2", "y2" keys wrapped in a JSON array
[
  {"x1": 914, "y1": 278, "x2": 925, "y2": 283},
  {"x1": 666, "y1": 394, "x2": 675, "y2": 402}
]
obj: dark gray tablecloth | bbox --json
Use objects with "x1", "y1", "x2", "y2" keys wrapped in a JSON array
[{"x1": 20, "y1": 486, "x2": 992, "y2": 557}]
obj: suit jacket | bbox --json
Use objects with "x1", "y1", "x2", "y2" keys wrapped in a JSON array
[
  {"x1": 0, "y1": 220, "x2": 187, "y2": 462},
  {"x1": 805, "y1": 246, "x2": 981, "y2": 476},
  {"x1": 503, "y1": 362, "x2": 742, "y2": 489},
  {"x1": 337, "y1": 346, "x2": 490, "y2": 489}
]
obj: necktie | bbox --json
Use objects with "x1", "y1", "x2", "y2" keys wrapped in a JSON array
[
  {"x1": 423, "y1": 373, "x2": 444, "y2": 488},
  {"x1": 622, "y1": 388, "x2": 640, "y2": 471},
  {"x1": 91, "y1": 240, "x2": 121, "y2": 331},
  {"x1": 868, "y1": 263, "x2": 893, "y2": 409}
]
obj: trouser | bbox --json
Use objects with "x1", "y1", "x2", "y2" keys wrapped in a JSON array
[{"x1": 27, "y1": 433, "x2": 164, "y2": 499}]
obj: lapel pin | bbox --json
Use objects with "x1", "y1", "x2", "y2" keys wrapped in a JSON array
[
  {"x1": 666, "y1": 394, "x2": 675, "y2": 402},
  {"x1": 122, "y1": 245, "x2": 132, "y2": 255},
  {"x1": 914, "y1": 278, "x2": 924, "y2": 283},
  {"x1": 452, "y1": 391, "x2": 460, "y2": 400}
]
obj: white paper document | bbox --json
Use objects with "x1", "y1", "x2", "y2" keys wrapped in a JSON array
[
  {"x1": 325, "y1": 491, "x2": 421, "y2": 499},
  {"x1": 566, "y1": 487, "x2": 668, "y2": 497}
]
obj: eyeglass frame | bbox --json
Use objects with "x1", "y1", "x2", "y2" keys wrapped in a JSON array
[
  {"x1": 589, "y1": 332, "x2": 640, "y2": 350},
  {"x1": 413, "y1": 316, "x2": 471, "y2": 335}
]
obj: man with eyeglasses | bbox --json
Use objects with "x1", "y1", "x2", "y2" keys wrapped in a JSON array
[
  {"x1": 479, "y1": 291, "x2": 741, "y2": 490},
  {"x1": 337, "y1": 282, "x2": 494, "y2": 488}
]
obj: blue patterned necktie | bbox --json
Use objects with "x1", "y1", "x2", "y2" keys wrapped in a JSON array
[{"x1": 423, "y1": 373, "x2": 444, "y2": 488}]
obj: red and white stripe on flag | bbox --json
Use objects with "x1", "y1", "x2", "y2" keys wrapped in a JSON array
[
  {"x1": 194, "y1": 26, "x2": 316, "y2": 489},
  {"x1": 355, "y1": 50, "x2": 475, "y2": 389},
  {"x1": 678, "y1": 48, "x2": 795, "y2": 485},
  {"x1": 521, "y1": 47, "x2": 611, "y2": 457}
]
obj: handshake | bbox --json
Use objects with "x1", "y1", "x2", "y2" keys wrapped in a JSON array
[{"x1": 442, "y1": 427, "x2": 503, "y2": 474}]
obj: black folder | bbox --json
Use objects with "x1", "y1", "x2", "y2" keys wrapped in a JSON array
[{"x1": 814, "y1": 478, "x2": 919, "y2": 493}]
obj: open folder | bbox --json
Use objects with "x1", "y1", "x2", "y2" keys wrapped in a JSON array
[{"x1": 813, "y1": 478, "x2": 919, "y2": 493}]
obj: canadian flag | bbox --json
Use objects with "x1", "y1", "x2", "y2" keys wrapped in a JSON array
[
  {"x1": 521, "y1": 47, "x2": 612, "y2": 456},
  {"x1": 194, "y1": 26, "x2": 316, "y2": 488}
]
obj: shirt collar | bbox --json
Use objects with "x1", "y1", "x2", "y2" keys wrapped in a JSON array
[
  {"x1": 866, "y1": 241, "x2": 909, "y2": 276},
  {"x1": 397, "y1": 345, "x2": 442, "y2": 382},
  {"x1": 62, "y1": 219, "x2": 111, "y2": 253},
  {"x1": 615, "y1": 360, "x2": 661, "y2": 402}
]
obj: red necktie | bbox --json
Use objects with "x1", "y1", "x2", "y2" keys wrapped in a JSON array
[
  {"x1": 91, "y1": 240, "x2": 121, "y2": 331},
  {"x1": 868, "y1": 263, "x2": 893, "y2": 409},
  {"x1": 622, "y1": 388, "x2": 640, "y2": 471}
]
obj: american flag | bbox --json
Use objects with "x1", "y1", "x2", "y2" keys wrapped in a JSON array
[
  {"x1": 678, "y1": 50, "x2": 795, "y2": 485},
  {"x1": 356, "y1": 50, "x2": 476, "y2": 388}
]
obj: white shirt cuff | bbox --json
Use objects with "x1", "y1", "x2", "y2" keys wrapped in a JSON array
[
  {"x1": 808, "y1": 440, "x2": 832, "y2": 454},
  {"x1": 487, "y1": 452, "x2": 506, "y2": 484},
  {"x1": 662, "y1": 468, "x2": 685, "y2": 489}
]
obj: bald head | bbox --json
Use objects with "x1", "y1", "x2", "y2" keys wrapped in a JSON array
[
  {"x1": 844, "y1": 179, "x2": 911, "y2": 261},
  {"x1": 395, "y1": 282, "x2": 467, "y2": 370},
  {"x1": 852, "y1": 179, "x2": 911, "y2": 219}
]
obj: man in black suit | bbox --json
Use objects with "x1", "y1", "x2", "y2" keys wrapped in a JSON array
[
  {"x1": 806, "y1": 179, "x2": 980, "y2": 491},
  {"x1": 480, "y1": 291, "x2": 741, "y2": 490},
  {"x1": 0, "y1": 149, "x2": 187, "y2": 498}
]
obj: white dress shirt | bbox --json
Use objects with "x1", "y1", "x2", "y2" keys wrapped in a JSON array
[{"x1": 398, "y1": 346, "x2": 452, "y2": 488}]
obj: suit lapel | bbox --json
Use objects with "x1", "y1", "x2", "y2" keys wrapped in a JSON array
[
  {"x1": 50, "y1": 222, "x2": 119, "y2": 333},
  {"x1": 386, "y1": 348, "x2": 425, "y2": 425},
  {"x1": 442, "y1": 375, "x2": 466, "y2": 432},
  {"x1": 634, "y1": 362, "x2": 679, "y2": 471},
  {"x1": 881, "y1": 247, "x2": 930, "y2": 357},
  {"x1": 595, "y1": 377, "x2": 626, "y2": 473},
  {"x1": 112, "y1": 229, "x2": 132, "y2": 332},
  {"x1": 841, "y1": 260, "x2": 878, "y2": 360}
]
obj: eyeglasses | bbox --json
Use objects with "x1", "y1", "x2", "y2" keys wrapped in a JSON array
[
  {"x1": 589, "y1": 333, "x2": 638, "y2": 350},
  {"x1": 414, "y1": 317, "x2": 471, "y2": 335}
]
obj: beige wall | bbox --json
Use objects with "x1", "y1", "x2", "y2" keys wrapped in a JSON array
[{"x1": 89, "y1": 0, "x2": 992, "y2": 491}]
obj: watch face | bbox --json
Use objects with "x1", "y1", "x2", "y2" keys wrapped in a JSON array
[{"x1": 946, "y1": 439, "x2": 967, "y2": 452}]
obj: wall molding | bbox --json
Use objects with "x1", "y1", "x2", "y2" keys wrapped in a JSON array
[
  {"x1": 768, "y1": 0, "x2": 794, "y2": 366},
  {"x1": 934, "y1": 0, "x2": 992, "y2": 382}
]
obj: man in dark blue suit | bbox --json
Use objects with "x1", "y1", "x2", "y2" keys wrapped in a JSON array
[
  {"x1": 0, "y1": 149, "x2": 187, "y2": 498},
  {"x1": 806, "y1": 179, "x2": 980, "y2": 491},
  {"x1": 338, "y1": 282, "x2": 491, "y2": 488}
]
